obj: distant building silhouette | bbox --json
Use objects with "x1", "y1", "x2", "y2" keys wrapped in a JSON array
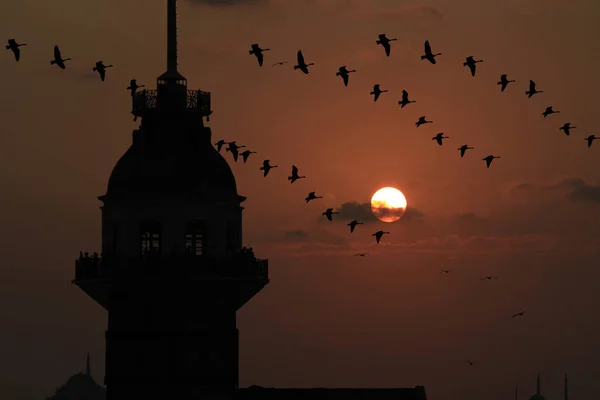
[
  {"x1": 71, "y1": 1, "x2": 426, "y2": 399},
  {"x1": 523, "y1": 373, "x2": 570, "y2": 400},
  {"x1": 44, "y1": 354, "x2": 105, "y2": 400}
]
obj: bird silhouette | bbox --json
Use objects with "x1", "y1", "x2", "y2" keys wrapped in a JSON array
[
  {"x1": 260, "y1": 160, "x2": 278, "y2": 177},
  {"x1": 92, "y1": 61, "x2": 113, "y2": 81},
  {"x1": 559, "y1": 122, "x2": 575, "y2": 136},
  {"x1": 440, "y1": 270, "x2": 452, "y2": 274},
  {"x1": 372, "y1": 230, "x2": 390, "y2": 244},
  {"x1": 5, "y1": 39, "x2": 26, "y2": 62},
  {"x1": 497, "y1": 74, "x2": 515, "y2": 92},
  {"x1": 433, "y1": 133, "x2": 449, "y2": 146},
  {"x1": 483, "y1": 155, "x2": 500, "y2": 168},
  {"x1": 416, "y1": 116, "x2": 433, "y2": 128},
  {"x1": 526, "y1": 80, "x2": 543, "y2": 98},
  {"x1": 293, "y1": 50, "x2": 314, "y2": 74},
  {"x1": 50, "y1": 45, "x2": 71, "y2": 69},
  {"x1": 512, "y1": 311, "x2": 526, "y2": 318},
  {"x1": 542, "y1": 106, "x2": 560, "y2": 118},
  {"x1": 347, "y1": 220, "x2": 364, "y2": 233},
  {"x1": 370, "y1": 84, "x2": 388, "y2": 102},
  {"x1": 355, "y1": 253, "x2": 367, "y2": 257},
  {"x1": 249, "y1": 44, "x2": 270, "y2": 67},
  {"x1": 398, "y1": 90, "x2": 416, "y2": 108},
  {"x1": 305, "y1": 192, "x2": 323, "y2": 203},
  {"x1": 127, "y1": 79, "x2": 145, "y2": 96},
  {"x1": 288, "y1": 165, "x2": 306, "y2": 183},
  {"x1": 376, "y1": 34, "x2": 397, "y2": 57},
  {"x1": 214, "y1": 139, "x2": 227, "y2": 152},
  {"x1": 585, "y1": 135, "x2": 597, "y2": 148},
  {"x1": 322, "y1": 208, "x2": 339, "y2": 221},
  {"x1": 458, "y1": 144, "x2": 474, "y2": 157},
  {"x1": 240, "y1": 150, "x2": 257, "y2": 163},
  {"x1": 272, "y1": 61, "x2": 288, "y2": 66},
  {"x1": 225, "y1": 141, "x2": 245, "y2": 162},
  {"x1": 463, "y1": 56, "x2": 483, "y2": 76},
  {"x1": 421, "y1": 40, "x2": 441, "y2": 64},
  {"x1": 480, "y1": 276, "x2": 498, "y2": 280},
  {"x1": 336, "y1": 65, "x2": 356, "y2": 87},
  {"x1": 466, "y1": 360, "x2": 476, "y2": 366}
]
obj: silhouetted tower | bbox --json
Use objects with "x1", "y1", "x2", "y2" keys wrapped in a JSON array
[
  {"x1": 86, "y1": 352, "x2": 91, "y2": 376},
  {"x1": 529, "y1": 374, "x2": 545, "y2": 400},
  {"x1": 564, "y1": 374, "x2": 568, "y2": 400},
  {"x1": 72, "y1": 1, "x2": 269, "y2": 399}
]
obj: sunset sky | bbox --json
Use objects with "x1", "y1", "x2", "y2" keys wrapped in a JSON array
[{"x1": 1, "y1": 0, "x2": 600, "y2": 399}]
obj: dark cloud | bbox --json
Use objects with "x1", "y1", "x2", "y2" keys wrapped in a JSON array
[
  {"x1": 510, "y1": 178, "x2": 600, "y2": 204},
  {"x1": 187, "y1": 0, "x2": 267, "y2": 6},
  {"x1": 284, "y1": 229, "x2": 309, "y2": 240},
  {"x1": 321, "y1": 201, "x2": 425, "y2": 224}
]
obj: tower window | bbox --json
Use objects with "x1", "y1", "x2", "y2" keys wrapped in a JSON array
[
  {"x1": 185, "y1": 221, "x2": 205, "y2": 256},
  {"x1": 139, "y1": 222, "x2": 161, "y2": 256}
]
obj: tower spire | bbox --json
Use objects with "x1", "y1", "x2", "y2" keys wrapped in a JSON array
[
  {"x1": 537, "y1": 373, "x2": 541, "y2": 395},
  {"x1": 515, "y1": 385, "x2": 518, "y2": 400},
  {"x1": 564, "y1": 373, "x2": 568, "y2": 400},
  {"x1": 86, "y1": 352, "x2": 91, "y2": 376},
  {"x1": 167, "y1": 0, "x2": 178, "y2": 73}
]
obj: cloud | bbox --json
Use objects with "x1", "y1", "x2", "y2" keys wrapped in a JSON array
[
  {"x1": 509, "y1": 178, "x2": 600, "y2": 204},
  {"x1": 327, "y1": 201, "x2": 425, "y2": 224},
  {"x1": 284, "y1": 229, "x2": 309, "y2": 240}
]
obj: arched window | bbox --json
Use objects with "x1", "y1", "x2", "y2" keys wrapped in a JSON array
[
  {"x1": 139, "y1": 221, "x2": 161, "y2": 256},
  {"x1": 185, "y1": 221, "x2": 205, "y2": 256}
]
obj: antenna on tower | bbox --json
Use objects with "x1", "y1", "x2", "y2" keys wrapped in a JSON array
[{"x1": 167, "y1": 0, "x2": 178, "y2": 73}]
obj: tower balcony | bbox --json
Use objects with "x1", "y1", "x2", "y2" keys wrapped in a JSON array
[
  {"x1": 73, "y1": 250, "x2": 268, "y2": 282},
  {"x1": 132, "y1": 89, "x2": 212, "y2": 118}
]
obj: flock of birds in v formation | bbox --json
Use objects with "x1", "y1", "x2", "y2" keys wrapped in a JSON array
[{"x1": 4, "y1": 32, "x2": 562, "y2": 355}]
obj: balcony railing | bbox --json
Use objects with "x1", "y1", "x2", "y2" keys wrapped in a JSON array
[
  {"x1": 132, "y1": 89, "x2": 212, "y2": 117},
  {"x1": 74, "y1": 249, "x2": 268, "y2": 282}
]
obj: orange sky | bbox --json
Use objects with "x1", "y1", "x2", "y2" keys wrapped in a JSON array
[{"x1": 1, "y1": 0, "x2": 600, "y2": 399}]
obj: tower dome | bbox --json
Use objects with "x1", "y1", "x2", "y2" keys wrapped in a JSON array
[{"x1": 105, "y1": 127, "x2": 239, "y2": 201}]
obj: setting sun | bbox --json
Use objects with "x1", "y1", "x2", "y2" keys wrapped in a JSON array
[{"x1": 371, "y1": 187, "x2": 408, "y2": 223}]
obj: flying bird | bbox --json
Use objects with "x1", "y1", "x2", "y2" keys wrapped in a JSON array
[
  {"x1": 458, "y1": 144, "x2": 474, "y2": 157},
  {"x1": 585, "y1": 135, "x2": 597, "y2": 148},
  {"x1": 466, "y1": 360, "x2": 476, "y2": 366},
  {"x1": 497, "y1": 74, "x2": 515, "y2": 92},
  {"x1": 398, "y1": 90, "x2": 416, "y2": 108},
  {"x1": 512, "y1": 311, "x2": 526, "y2": 318},
  {"x1": 421, "y1": 40, "x2": 441, "y2": 64},
  {"x1": 355, "y1": 253, "x2": 367, "y2": 257},
  {"x1": 288, "y1": 165, "x2": 306, "y2": 183},
  {"x1": 92, "y1": 61, "x2": 113, "y2": 81},
  {"x1": 416, "y1": 116, "x2": 433, "y2": 128},
  {"x1": 526, "y1": 80, "x2": 543, "y2": 98},
  {"x1": 249, "y1": 44, "x2": 270, "y2": 67},
  {"x1": 432, "y1": 133, "x2": 448, "y2": 146},
  {"x1": 293, "y1": 50, "x2": 314, "y2": 74},
  {"x1": 559, "y1": 122, "x2": 575, "y2": 136},
  {"x1": 440, "y1": 270, "x2": 452, "y2": 274},
  {"x1": 336, "y1": 65, "x2": 356, "y2": 86},
  {"x1": 483, "y1": 155, "x2": 500, "y2": 168},
  {"x1": 376, "y1": 34, "x2": 397, "y2": 57},
  {"x1": 5, "y1": 39, "x2": 26, "y2": 62},
  {"x1": 260, "y1": 160, "x2": 278, "y2": 177},
  {"x1": 372, "y1": 230, "x2": 390, "y2": 244},
  {"x1": 463, "y1": 56, "x2": 483, "y2": 77},
  {"x1": 322, "y1": 208, "x2": 339, "y2": 221},
  {"x1": 305, "y1": 192, "x2": 323, "y2": 203},
  {"x1": 542, "y1": 106, "x2": 559, "y2": 118},
  {"x1": 272, "y1": 61, "x2": 288, "y2": 66},
  {"x1": 480, "y1": 276, "x2": 498, "y2": 280},
  {"x1": 347, "y1": 220, "x2": 364, "y2": 233},
  {"x1": 240, "y1": 150, "x2": 257, "y2": 163},
  {"x1": 214, "y1": 139, "x2": 227, "y2": 152},
  {"x1": 50, "y1": 45, "x2": 71, "y2": 69},
  {"x1": 225, "y1": 141, "x2": 245, "y2": 162},
  {"x1": 127, "y1": 79, "x2": 145, "y2": 96},
  {"x1": 370, "y1": 84, "x2": 388, "y2": 102}
]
